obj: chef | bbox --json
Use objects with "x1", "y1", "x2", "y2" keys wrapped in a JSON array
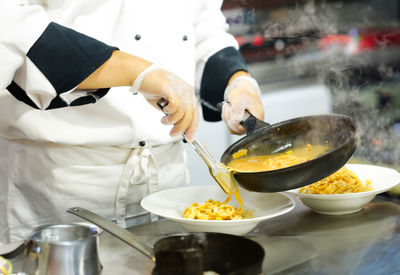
[{"x1": 0, "y1": 0, "x2": 264, "y2": 244}]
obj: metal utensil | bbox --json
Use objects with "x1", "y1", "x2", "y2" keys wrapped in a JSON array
[
  {"x1": 157, "y1": 98, "x2": 238, "y2": 195},
  {"x1": 185, "y1": 136, "x2": 238, "y2": 194}
]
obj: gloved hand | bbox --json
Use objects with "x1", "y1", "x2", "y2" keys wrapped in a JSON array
[
  {"x1": 222, "y1": 74, "x2": 264, "y2": 135},
  {"x1": 131, "y1": 64, "x2": 199, "y2": 141}
]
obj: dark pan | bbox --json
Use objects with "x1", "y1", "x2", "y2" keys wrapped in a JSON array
[
  {"x1": 67, "y1": 207, "x2": 264, "y2": 275},
  {"x1": 220, "y1": 113, "x2": 357, "y2": 192},
  {"x1": 153, "y1": 233, "x2": 264, "y2": 275}
]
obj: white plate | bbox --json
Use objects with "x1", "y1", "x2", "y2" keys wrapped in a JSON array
[
  {"x1": 287, "y1": 164, "x2": 400, "y2": 215},
  {"x1": 141, "y1": 185, "x2": 295, "y2": 235}
]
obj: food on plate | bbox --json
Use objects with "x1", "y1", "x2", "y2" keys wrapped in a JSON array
[
  {"x1": 299, "y1": 166, "x2": 373, "y2": 194},
  {"x1": 0, "y1": 256, "x2": 12, "y2": 275},
  {"x1": 183, "y1": 189, "x2": 252, "y2": 220},
  {"x1": 227, "y1": 144, "x2": 329, "y2": 172}
]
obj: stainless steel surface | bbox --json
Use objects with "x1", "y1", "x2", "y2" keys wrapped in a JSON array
[
  {"x1": 67, "y1": 207, "x2": 155, "y2": 261},
  {"x1": 22, "y1": 224, "x2": 102, "y2": 275},
  {"x1": 6, "y1": 198, "x2": 400, "y2": 274},
  {"x1": 186, "y1": 136, "x2": 238, "y2": 194}
]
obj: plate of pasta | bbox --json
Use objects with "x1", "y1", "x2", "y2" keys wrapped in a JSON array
[
  {"x1": 141, "y1": 185, "x2": 295, "y2": 235},
  {"x1": 288, "y1": 164, "x2": 400, "y2": 215}
]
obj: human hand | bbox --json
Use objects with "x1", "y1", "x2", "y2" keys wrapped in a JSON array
[
  {"x1": 131, "y1": 64, "x2": 199, "y2": 140},
  {"x1": 222, "y1": 74, "x2": 264, "y2": 135}
]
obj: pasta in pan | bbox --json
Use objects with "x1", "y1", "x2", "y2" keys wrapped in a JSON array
[
  {"x1": 299, "y1": 166, "x2": 373, "y2": 194},
  {"x1": 227, "y1": 144, "x2": 329, "y2": 172},
  {"x1": 183, "y1": 190, "x2": 252, "y2": 220}
]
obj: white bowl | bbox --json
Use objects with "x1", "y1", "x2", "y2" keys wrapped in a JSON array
[
  {"x1": 141, "y1": 185, "x2": 295, "y2": 235},
  {"x1": 288, "y1": 164, "x2": 400, "y2": 215}
]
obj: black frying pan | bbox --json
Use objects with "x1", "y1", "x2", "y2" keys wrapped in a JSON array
[
  {"x1": 153, "y1": 233, "x2": 265, "y2": 275},
  {"x1": 221, "y1": 113, "x2": 357, "y2": 192},
  {"x1": 67, "y1": 207, "x2": 265, "y2": 275}
]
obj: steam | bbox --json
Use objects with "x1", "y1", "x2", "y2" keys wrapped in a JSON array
[
  {"x1": 263, "y1": 1, "x2": 340, "y2": 38},
  {"x1": 257, "y1": 0, "x2": 400, "y2": 165}
]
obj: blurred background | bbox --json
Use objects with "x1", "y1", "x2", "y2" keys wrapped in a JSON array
[{"x1": 188, "y1": 0, "x2": 400, "y2": 201}]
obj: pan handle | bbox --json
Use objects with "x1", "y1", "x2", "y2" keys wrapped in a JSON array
[
  {"x1": 217, "y1": 102, "x2": 270, "y2": 135},
  {"x1": 240, "y1": 111, "x2": 271, "y2": 134},
  {"x1": 67, "y1": 207, "x2": 155, "y2": 261}
]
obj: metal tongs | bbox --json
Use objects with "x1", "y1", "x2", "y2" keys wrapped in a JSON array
[
  {"x1": 157, "y1": 99, "x2": 238, "y2": 195},
  {"x1": 184, "y1": 135, "x2": 238, "y2": 195}
]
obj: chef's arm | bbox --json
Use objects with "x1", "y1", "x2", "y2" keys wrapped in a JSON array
[
  {"x1": 222, "y1": 70, "x2": 264, "y2": 135},
  {"x1": 1, "y1": 3, "x2": 121, "y2": 110},
  {"x1": 199, "y1": 47, "x2": 264, "y2": 135},
  {"x1": 193, "y1": 0, "x2": 264, "y2": 134},
  {"x1": 77, "y1": 51, "x2": 200, "y2": 140},
  {"x1": 1, "y1": 3, "x2": 197, "y2": 138},
  {"x1": 77, "y1": 50, "x2": 151, "y2": 89}
]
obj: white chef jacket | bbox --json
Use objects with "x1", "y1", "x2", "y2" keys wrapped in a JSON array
[{"x1": 0, "y1": 0, "x2": 244, "y2": 243}]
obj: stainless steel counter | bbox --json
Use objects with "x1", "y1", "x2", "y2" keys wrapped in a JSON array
[{"x1": 8, "y1": 197, "x2": 400, "y2": 274}]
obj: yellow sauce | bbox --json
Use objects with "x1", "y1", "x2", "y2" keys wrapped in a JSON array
[
  {"x1": 184, "y1": 144, "x2": 329, "y2": 220},
  {"x1": 227, "y1": 144, "x2": 329, "y2": 172}
]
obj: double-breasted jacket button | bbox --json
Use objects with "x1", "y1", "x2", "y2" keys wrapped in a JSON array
[
  {"x1": 134, "y1": 34, "x2": 141, "y2": 41},
  {"x1": 139, "y1": 141, "x2": 146, "y2": 147},
  {"x1": 183, "y1": 35, "x2": 188, "y2": 41}
]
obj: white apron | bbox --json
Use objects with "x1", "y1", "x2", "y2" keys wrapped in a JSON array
[{"x1": 0, "y1": 139, "x2": 188, "y2": 243}]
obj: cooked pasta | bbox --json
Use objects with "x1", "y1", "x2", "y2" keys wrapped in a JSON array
[
  {"x1": 232, "y1": 149, "x2": 248, "y2": 159},
  {"x1": 227, "y1": 144, "x2": 329, "y2": 172},
  {"x1": 299, "y1": 167, "x2": 373, "y2": 194},
  {"x1": 0, "y1": 256, "x2": 11, "y2": 275},
  {"x1": 183, "y1": 190, "x2": 252, "y2": 220}
]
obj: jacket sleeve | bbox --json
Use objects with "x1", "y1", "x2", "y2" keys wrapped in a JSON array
[
  {"x1": 0, "y1": 3, "x2": 118, "y2": 110},
  {"x1": 194, "y1": 0, "x2": 248, "y2": 121}
]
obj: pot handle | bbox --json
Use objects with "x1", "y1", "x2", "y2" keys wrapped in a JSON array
[
  {"x1": 217, "y1": 102, "x2": 270, "y2": 135},
  {"x1": 67, "y1": 207, "x2": 155, "y2": 261},
  {"x1": 21, "y1": 241, "x2": 38, "y2": 273}
]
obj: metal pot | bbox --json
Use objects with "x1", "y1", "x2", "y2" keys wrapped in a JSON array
[{"x1": 21, "y1": 223, "x2": 102, "y2": 275}]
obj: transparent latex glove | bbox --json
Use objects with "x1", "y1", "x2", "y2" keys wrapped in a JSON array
[
  {"x1": 222, "y1": 75, "x2": 265, "y2": 135},
  {"x1": 131, "y1": 64, "x2": 199, "y2": 140}
]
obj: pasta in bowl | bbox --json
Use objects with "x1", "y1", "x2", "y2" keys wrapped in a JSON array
[
  {"x1": 141, "y1": 185, "x2": 295, "y2": 235},
  {"x1": 288, "y1": 164, "x2": 400, "y2": 215}
]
